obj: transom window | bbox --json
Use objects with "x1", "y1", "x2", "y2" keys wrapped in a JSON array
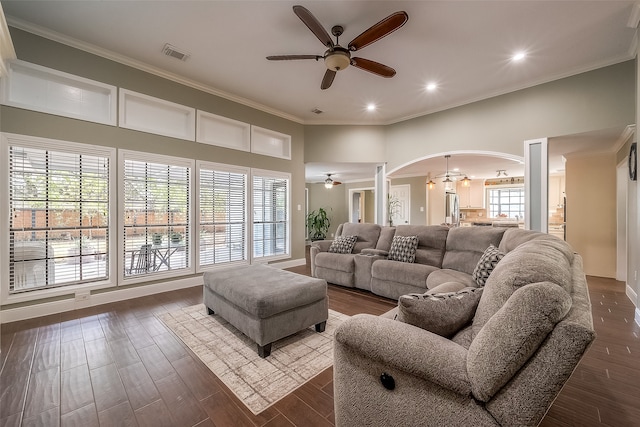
[{"x1": 488, "y1": 187, "x2": 525, "y2": 219}]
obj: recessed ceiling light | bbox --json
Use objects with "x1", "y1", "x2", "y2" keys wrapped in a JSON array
[
  {"x1": 426, "y1": 82, "x2": 437, "y2": 91},
  {"x1": 512, "y1": 51, "x2": 526, "y2": 62},
  {"x1": 366, "y1": 103, "x2": 376, "y2": 112}
]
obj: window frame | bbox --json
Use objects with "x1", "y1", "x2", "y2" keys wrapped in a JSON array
[
  {"x1": 1, "y1": 132, "x2": 117, "y2": 304},
  {"x1": 118, "y1": 150, "x2": 195, "y2": 285},
  {"x1": 250, "y1": 168, "x2": 291, "y2": 263},
  {"x1": 196, "y1": 161, "x2": 250, "y2": 272},
  {"x1": 488, "y1": 186, "x2": 526, "y2": 219}
]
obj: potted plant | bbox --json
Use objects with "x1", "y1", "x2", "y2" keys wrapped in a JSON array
[
  {"x1": 170, "y1": 232, "x2": 183, "y2": 244},
  {"x1": 152, "y1": 232, "x2": 163, "y2": 246},
  {"x1": 387, "y1": 194, "x2": 401, "y2": 226},
  {"x1": 306, "y1": 208, "x2": 331, "y2": 241}
]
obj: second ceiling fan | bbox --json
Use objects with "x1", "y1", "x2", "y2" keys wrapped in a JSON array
[{"x1": 267, "y1": 5, "x2": 409, "y2": 90}]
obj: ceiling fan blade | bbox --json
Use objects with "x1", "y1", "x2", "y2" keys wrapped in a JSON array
[
  {"x1": 293, "y1": 5, "x2": 334, "y2": 48},
  {"x1": 321, "y1": 69, "x2": 337, "y2": 90},
  {"x1": 351, "y1": 57, "x2": 396, "y2": 77},
  {"x1": 333, "y1": 181, "x2": 342, "y2": 186},
  {"x1": 266, "y1": 55, "x2": 321, "y2": 61},
  {"x1": 348, "y1": 11, "x2": 408, "y2": 51}
]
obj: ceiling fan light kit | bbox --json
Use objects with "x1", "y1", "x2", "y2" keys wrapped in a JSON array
[
  {"x1": 428, "y1": 155, "x2": 471, "y2": 190},
  {"x1": 324, "y1": 48, "x2": 350, "y2": 71},
  {"x1": 324, "y1": 173, "x2": 342, "y2": 189},
  {"x1": 267, "y1": 5, "x2": 408, "y2": 89}
]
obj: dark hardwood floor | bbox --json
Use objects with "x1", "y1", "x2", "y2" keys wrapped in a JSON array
[{"x1": 1, "y1": 262, "x2": 639, "y2": 426}]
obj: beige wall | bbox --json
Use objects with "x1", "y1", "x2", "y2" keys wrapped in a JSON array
[
  {"x1": 304, "y1": 125, "x2": 386, "y2": 163},
  {"x1": 2, "y1": 28, "x2": 307, "y2": 311},
  {"x1": 566, "y1": 153, "x2": 617, "y2": 278},
  {"x1": 388, "y1": 176, "x2": 429, "y2": 225},
  {"x1": 384, "y1": 61, "x2": 635, "y2": 172},
  {"x1": 305, "y1": 183, "x2": 347, "y2": 239}
]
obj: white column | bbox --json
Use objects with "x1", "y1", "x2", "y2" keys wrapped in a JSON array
[{"x1": 524, "y1": 138, "x2": 548, "y2": 232}]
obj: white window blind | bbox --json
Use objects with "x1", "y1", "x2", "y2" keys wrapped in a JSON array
[
  {"x1": 123, "y1": 158, "x2": 190, "y2": 277},
  {"x1": 252, "y1": 172, "x2": 290, "y2": 260},
  {"x1": 9, "y1": 145, "x2": 110, "y2": 293},
  {"x1": 199, "y1": 165, "x2": 247, "y2": 267}
]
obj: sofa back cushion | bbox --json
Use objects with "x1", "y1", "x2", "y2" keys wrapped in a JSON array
[
  {"x1": 467, "y1": 282, "x2": 572, "y2": 402},
  {"x1": 473, "y1": 237, "x2": 574, "y2": 335},
  {"x1": 338, "y1": 223, "x2": 381, "y2": 253},
  {"x1": 376, "y1": 226, "x2": 397, "y2": 251},
  {"x1": 394, "y1": 225, "x2": 449, "y2": 268},
  {"x1": 442, "y1": 227, "x2": 506, "y2": 274},
  {"x1": 498, "y1": 228, "x2": 575, "y2": 264}
]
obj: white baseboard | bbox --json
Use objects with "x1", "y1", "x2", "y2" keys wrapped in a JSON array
[
  {"x1": 0, "y1": 276, "x2": 202, "y2": 324},
  {"x1": 626, "y1": 283, "x2": 638, "y2": 306},
  {"x1": 626, "y1": 283, "x2": 640, "y2": 326},
  {"x1": 269, "y1": 257, "x2": 306, "y2": 269}
]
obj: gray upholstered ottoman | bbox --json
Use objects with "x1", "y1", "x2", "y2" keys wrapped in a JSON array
[{"x1": 203, "y1": 264, "x2": 328, "y2": 358}]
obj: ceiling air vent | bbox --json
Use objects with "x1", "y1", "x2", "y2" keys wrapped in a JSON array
[
  {"x1": 311, "y1": 108, "x2": 323, "y2": 114},
  {"x1": 162, "y1": 44, "x2": 190, "y2": 61}
]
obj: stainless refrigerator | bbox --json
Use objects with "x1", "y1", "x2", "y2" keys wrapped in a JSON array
[{"x1": 445, "y1": 193, "x2": 460, "y2": 226}]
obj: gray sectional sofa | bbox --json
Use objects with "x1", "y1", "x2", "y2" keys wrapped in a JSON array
[
  {"x1": 312, "y1": 222, "x2": 595, "y2": 426},
  {"x1": 311, "y1": 222, "x2": 525, "y2": 299}
]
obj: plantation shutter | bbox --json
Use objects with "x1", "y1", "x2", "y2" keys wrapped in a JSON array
[
  {"x1": 123, "y1": 159, "x2": 190, "y2": 277},
  {"x1": 252, "y1": 173, "x2": 289, "y2": 259},
  {"x1": 9, "y1": 145, "x2": 110, "y2": 293},
  {"x1": 199, "y1": 167, "x2": 247, "y2": 267}
]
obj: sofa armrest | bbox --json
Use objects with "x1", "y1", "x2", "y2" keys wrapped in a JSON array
[
  {"x1": 335, "y1": 314, "x2": 471, "y2": 395},
  {"x1": 310, "y1": 240, "x2": 333, "y2": 277},
  {"x1": 310, "y1": 240, "x2": 333, "y2": 252}
]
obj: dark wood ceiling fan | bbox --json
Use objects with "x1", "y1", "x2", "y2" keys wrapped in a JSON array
[{"x1": 267, "y1": 5, "x2": 408, "y2": 90}]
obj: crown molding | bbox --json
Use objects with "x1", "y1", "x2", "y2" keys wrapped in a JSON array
[
  {"x1": 6, "y1": 16, "x2": 305, "y2": 125},
  {"x1": 613, "y1": 124, "x2": 637, "y2": 153},
  {"x1": 0, "y1": 4, "x2": 17, "y2": 77}
]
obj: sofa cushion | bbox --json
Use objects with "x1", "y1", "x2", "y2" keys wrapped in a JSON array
[
  {"x1": 442, "y1": 227, "x2": 506, "y2": 274},
  {"x1": 426, "y1": 281, "x2": 469, "y2": 294},
  {"x1": 328, "y1": 235, "x2": 358, "y2": 254},
  {"x1": 471, "y1": 244, "x2": 505, "y2": 286},
  {"x1": 372, "y1": 259, "x2": 438, "y2": 288},
  {"x1": 467, "y1": 282, "x2": 572, "y2": 402},
  {"x1": 339, "y1": 223, "x2": 381, "y2": 253},
  {"x1": 314, "y1": 252, "x2": 356, "y2": 273},
  {"x1": 396, "y1": 287, "x2": 483, "y2": 338},
  {"x1": 376, "y1": 226, "x2": 397, "y2": 251},
  {"x1": 394, "y1": 225, "x2": 449, "y2": 267},
  {"x1": 473, "y1": 239, "x2": 574, "y2": 335},
  {"x1": 426, "y1": 269, "x2": 476, "y2": 289},
  {"x1": 388, "y1": 235, "x2": 419, "y2": 263}
]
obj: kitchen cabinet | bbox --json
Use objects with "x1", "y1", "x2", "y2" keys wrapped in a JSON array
[
  {"x1": 549, "y1": 175, "x2": 565, "y2": 208},
  {"x1": 457, "y1": 179, "x2": 485, "y2": 208}
]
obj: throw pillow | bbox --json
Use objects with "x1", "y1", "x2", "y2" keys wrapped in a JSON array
[
  {"x1": 328, "y1": 235, "x2": 358, "y2": 254},
  {"x1": 396, "y1": 287, "x2": 483, "y2": 337},
  {"x1": 472, "y1": 244, "x2": 505, "y2": 286},
  {"x1": 387, "y1": 235, "x2": 419, "y2": 263}
]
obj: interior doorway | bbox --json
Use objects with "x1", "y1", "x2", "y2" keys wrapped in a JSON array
[{"x1": 349, "y1": 187, "x2": 374, "y2": 223}]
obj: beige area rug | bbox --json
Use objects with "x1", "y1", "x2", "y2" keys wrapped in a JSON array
[{"x1": 158, "y1": 305, "x2": 349, "y2": 414}]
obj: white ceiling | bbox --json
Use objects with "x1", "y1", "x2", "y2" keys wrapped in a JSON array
[
  {"x1": 2, "y1": 1, "x2": 637, "y2": 183},
  {"x1": 3, "y1": 1, "x2": 637, "y2": 126}
]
